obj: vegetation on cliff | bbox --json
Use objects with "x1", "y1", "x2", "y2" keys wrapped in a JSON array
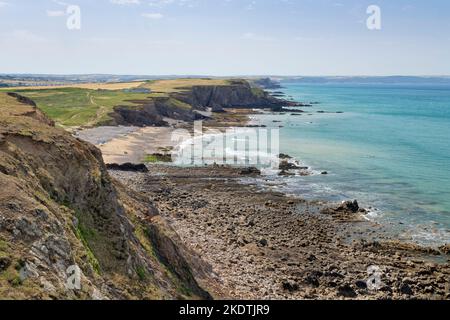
[
  {"x1": 2, "y1": 78, "x2": 295, "y2": 128},
  {"x1": 0, "y1": 93, "x2": 214, "y2": 299}
]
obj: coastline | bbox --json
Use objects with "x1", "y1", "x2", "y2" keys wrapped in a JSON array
[
  {"x1": 109, "y1": 165, "x2": 449, "y2": 299},
  {"x1": 78, "y1": 108, "x2": 261, "y2": 164},
  {"x1": 74, "y1": 108, "x2": 450, "y2": 300}
]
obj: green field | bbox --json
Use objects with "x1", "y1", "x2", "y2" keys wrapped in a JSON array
[
  {"x1": 0, "y1": 78, "x2": 240, "y2": 127},
  {"x1": 4, "y1": 88, "x2": 153, "y2": 127}
]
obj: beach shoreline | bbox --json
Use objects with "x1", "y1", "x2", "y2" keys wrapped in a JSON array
[
  {"x1": 73, "y1": 108, "x2": 450, "y2": 299},
  {"x1": 76, "y1": 108, "x2": 263, "y2": 164}
]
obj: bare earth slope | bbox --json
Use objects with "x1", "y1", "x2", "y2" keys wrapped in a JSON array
[{"x1": 0, "y1": 93, "x2": 216, "y2": 299}]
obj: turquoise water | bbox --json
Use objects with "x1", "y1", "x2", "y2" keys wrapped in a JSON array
[{"x1": 254, "y1": 83, "x2": 450, "y2": 246}]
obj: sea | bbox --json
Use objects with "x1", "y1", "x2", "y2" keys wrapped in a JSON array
[
  {"x1": 246, "y1": 81, "x2": 450, "y2": 247},
  {"x1": 170, "y1": 79, "x2": 450, "y2": 246}
]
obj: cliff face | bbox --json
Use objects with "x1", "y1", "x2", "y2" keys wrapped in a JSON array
[
  {"x1": 0, "y1": 93, "x2": 213, "y2": 299},
  {"x1": 251, "y1": 78, "x2": 282, "y2": 89},
  {"x1": 174, "y1": 80, "x2": 289, "y2": 112},
  {"x1": 110, "y1": 97, "x2": 206, "y2": 127},
  {"x1": 111, "y1": 99, "x2": 168, "y2": 127},
  {"x1": 106, "y1": 80, "x2": 293, "y2": 126}
]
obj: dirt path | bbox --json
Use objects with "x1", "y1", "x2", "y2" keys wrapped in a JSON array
[{"x1": 86, "y1": 92, "x2": 110, "y2": 127}]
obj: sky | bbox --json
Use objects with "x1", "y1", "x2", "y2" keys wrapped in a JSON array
[{"x1": 0, "y1": 0, "x2": 449, "y2": 76}]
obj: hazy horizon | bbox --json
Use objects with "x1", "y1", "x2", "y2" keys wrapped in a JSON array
[{"x1": 2, "y1": 73, "x2": 450, "y2": 78}]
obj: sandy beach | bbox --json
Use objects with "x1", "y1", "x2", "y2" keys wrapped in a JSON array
[
  {"x1": 76, "y1": 108, "x2": 261, "y2": 165},
  {"x1": 77, "y1": 126, "x2": 178, "y2": 164}
]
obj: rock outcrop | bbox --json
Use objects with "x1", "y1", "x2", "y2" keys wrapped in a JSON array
[
  {"x1": 105, "y1": 163, "x2": 149, "y2": 173},
  {"x1": 105, "y1": 80, "x2": 296, "y2": 127},
  {"x1": 110, "y1": 97, "x2": 207, "y2": 127},
  {"x1": 173, "y1": 80, "x2": 297, "y2": 112},
  {"x1": 0, "y1": 93, "x2": 214, "y2": 299},
  {"x1": 251, "y1": 77, "x2": 282, "y2": 89}
]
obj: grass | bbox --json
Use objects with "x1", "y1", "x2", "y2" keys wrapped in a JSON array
[
  {"x1": 0, "y1": 240, "x2": 8, "y2": 252},
  {"x1": 5, "y1": 88, "x2": 153, "y2": 127},
  {"x1": 251, "y1": 87, "x2": 265, "y2": 98},
  {"x1": 9, "y1": 276, "x2": 23, "y2": 287},
  {"x1": 136, "y1": 266, "x2": 147, "y2": 281},
  {"x1": 0, "y1": 240, "x2": 10, "y2": 275},
  {"x1": 0, "y1": 81, "x2": 145, "y2": 91},
  {"x1": 140, "y1": 78, "x2": 231, "y2": 94},
  {"x1": 167, "y1": 97, "x2": 192, "y2": 110},
  {"x1": 1, "y1": 78, "x2": 244, "y2": 128},
  {"x1": 0, "y1": 242, "x2": 22, "y2": 287},
  {"x1": 1, "y1": 268, "x2": 22, "y2": 287},
  {"x1": 143, "y1": 154, "x2": 172, "y2": 163},
  {"x1": 3, "y1": 81, "x2": 211, "y2": 127},
  {"x1": 0, "y1": 92, "x2": 35, "y2": 112},
  {"x1": 73, "y1": 221, "x2": 101, "y2": 275}
]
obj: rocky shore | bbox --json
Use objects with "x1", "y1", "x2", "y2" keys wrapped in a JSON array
[
  {"x1": 69, "y1": 82, "x2": 450, "y2": 300},
  {"x1": 110, "y1": 165, "x2": 450, "y2": 300},
  {"x1": 3, "y1": 84, "x2": 448, "y2": 301}
]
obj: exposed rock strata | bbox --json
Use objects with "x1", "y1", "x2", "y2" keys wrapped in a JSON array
[
  {"x1": 0, "y1": 93, "x2": 215, "y2": 299},
  {"x1": 174, "y1": 80, "x2": 297, "y2": 113}
]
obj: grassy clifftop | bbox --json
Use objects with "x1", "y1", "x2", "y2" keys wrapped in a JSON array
[
  {"x1": 1, "y1": 78, "x2": 279, "y2": 128},
  {"x1": 3, "y1": 88, "x2": 152, "y2": 127}
]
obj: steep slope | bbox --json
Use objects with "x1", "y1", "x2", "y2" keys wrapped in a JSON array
[
  {"x1": 111, "y1": 97, "x2": 207, "y2": 127},
  {"x1": 0, "y1": 93, "x2": 214, "y2": 299},
  {"x1": 172, "y1": 79, "x2": 294, "y2": 112},
  {"x1": 109, "y1": 79, "x2": 297, "y2": 126}
]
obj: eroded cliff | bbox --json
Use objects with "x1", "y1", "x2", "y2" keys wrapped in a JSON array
[
  {"x1": 0, "y1": 93, "x2": 214, "y2": 299},
  {"x1": 173, "y1": 79, "x2": 293, "y2": 112},
  {"x1": 107, "y1": 80, "x2": 295, "y2": 126}
]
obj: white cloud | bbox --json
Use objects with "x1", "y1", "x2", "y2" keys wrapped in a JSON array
[
  {"x1": 148, "y1": 0, "x2": 198, "y2": 8},
  {"x1": 0, "y1": 1, "x2": 9, "y2": 8},
  {"x1": 142, "y1": 12, "x2": 164, "y2": 19},
  {"x1": 110, "y1": 0, "x2": 141, "y2": 4}
]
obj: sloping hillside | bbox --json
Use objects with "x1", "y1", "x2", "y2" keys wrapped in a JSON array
[
  {"x1": 3, "y1": 79, "x2": 298, "y2": 128},
  {"x1": 0, "y1": 92, "x2": 215, "y2": 299}
]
